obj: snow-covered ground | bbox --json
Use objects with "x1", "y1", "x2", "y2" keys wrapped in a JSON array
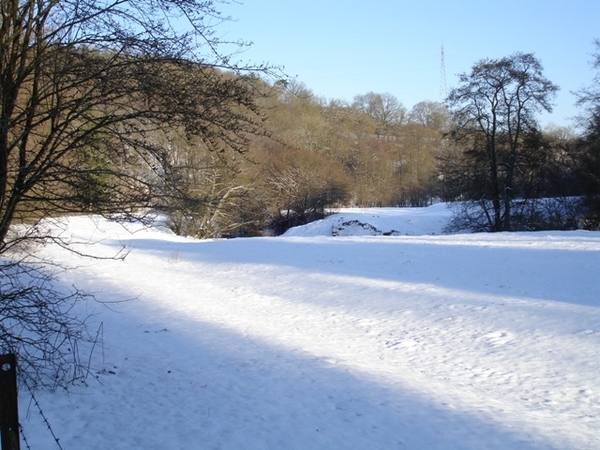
[{"x1": 18, "y1": 204, "x2": 600, "y2": 449}]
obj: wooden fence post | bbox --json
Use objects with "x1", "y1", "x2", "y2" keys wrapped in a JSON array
[{"x1": 0, "y1": 354, "x2": 20, "y2": 450}]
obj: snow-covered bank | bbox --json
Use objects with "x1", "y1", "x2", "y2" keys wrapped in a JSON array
[
  {"x1": 18, "y1": 205, "x2": 600, "y2": 449},
  {"x1": 284, "y1": 203, "x2": 451, "y2": 236}
]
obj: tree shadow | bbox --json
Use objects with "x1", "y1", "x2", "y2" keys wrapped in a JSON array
[
  {"x1": 114, "y1": 232, "x2": 600, "y2": 309},
  {"x1": 22, "y1": 228, "x2": 595, "y2": 448},
  {"x1": 21, "y1": 282, "x2": 562, "y2": 450}
]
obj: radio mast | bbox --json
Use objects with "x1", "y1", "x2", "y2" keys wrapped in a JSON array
[{"x1": 440, "y1": 42, "x2": 447, "y2": 101}]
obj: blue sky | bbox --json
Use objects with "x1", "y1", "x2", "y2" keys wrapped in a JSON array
[{"x1": 217, "y1": 0, "x2": 599, "y2": 128}]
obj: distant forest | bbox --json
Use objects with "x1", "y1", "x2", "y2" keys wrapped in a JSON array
[{"x1": 2, "y1": 2, "x2": 599, "y2": 246}]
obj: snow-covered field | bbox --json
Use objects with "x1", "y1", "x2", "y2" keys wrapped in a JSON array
[{"x1": 18, "y1": 204, "x2": 600, "y2": 449}]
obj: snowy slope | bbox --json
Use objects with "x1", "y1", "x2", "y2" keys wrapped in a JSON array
[
  {"x1": 283, "y1": 203, "x2": 450, "y2": 237},
  {"x1": 17, "y1": 205, "x2": 600, "y2": 450}
]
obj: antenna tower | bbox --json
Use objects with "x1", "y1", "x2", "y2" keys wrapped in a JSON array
[{"x1": 440, "y1": 42, "x2": 447, "y2": 101}]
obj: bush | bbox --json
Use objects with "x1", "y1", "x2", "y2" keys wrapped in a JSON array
[
  {"x1": 0, "y1": 257, "x2": 93, "y2": 389},
  {"x1": 445, "y1": 197, "x2": 582, "y2": 233}
]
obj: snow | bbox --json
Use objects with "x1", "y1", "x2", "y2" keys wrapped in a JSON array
[{"x1": 17, "y1": 205, "x2": 600, "y2": 449}]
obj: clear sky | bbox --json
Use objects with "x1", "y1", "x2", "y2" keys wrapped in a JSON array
[{"x1": 216, "y1": 0, "x2": 599, "y2": 128}]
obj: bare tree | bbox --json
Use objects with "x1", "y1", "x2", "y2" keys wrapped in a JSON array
[
  {"x1": 0, "y1": 0, "x2": 271, "y2": 245},
  {"x1": 575, "y1": 39, "x2": 600, "y2": 127},
  {"x1": 574, "y1": 39, "x2": 600, "y2": 226},
  {"x1": 0, "y1": 0, "x2": 271, "y2": 385},
  {"x1": 446, "y1": 53, "x2": 558, "y2": 231},
  {"x1": 353, "y1": 92, "x2": 406, "y2": 137},
  {"x1": 408, "y1": 101, "x2": 451, "y2": 133}
]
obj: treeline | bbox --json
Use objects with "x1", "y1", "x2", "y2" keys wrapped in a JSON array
[
  {"x1": 155, "y1": 72, "x2": 600, "y2": 237},
  {"x1": 160, "y1": 80, "x2": 455, "y2": 237},
  {"x1": 12, "y1": 64, "x2": 599, "y2": 238},
  {"x1": 6, "y1": 52, "x2": 599, "y2": 239},
  {"x1": 2, "y1": 2, "x2": 599, "y2": 244}
]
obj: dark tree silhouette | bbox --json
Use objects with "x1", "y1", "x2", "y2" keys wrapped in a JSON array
[{"x1": 446, "y1": 53, "x2": 558, "y2": 231}]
